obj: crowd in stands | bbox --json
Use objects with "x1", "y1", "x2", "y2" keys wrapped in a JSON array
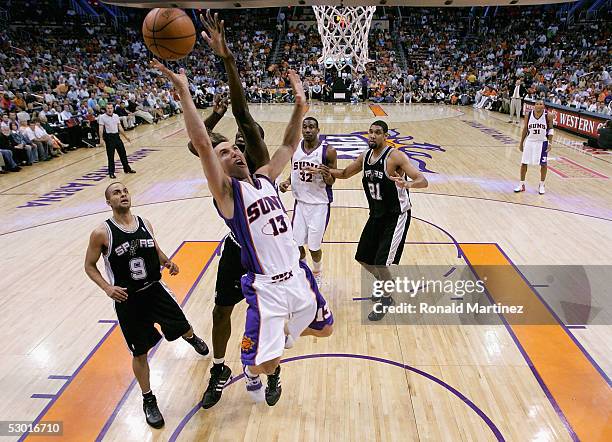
[{"x1": 1, "y1": 4, "x2": 610, "y2": 171}]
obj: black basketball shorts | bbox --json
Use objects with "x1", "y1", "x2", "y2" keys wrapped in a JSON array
[
  {"x1": 214, "y1": 234, "x2": 247, "y2": 307},
  {"x1": 355, "y1": 210, "x2": 411, "y2": 266},
  {"x1": 114, "y1": 281, "x2": 191, "y2": 356}
]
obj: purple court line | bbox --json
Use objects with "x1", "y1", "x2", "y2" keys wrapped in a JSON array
[
  {"x1": 321, "y1": 205, "x2": 462, "y2": 258},
  {"x1": 168, "y1": 353, "x2": 505, "y2": 442},
  {"x1": 461, "y1": 249, "x2": 579, "y2": 442},
  {"x1": 98, "y1": 319, "x2": 118, "y2": 324},
  {"x1": 323, "y1": 240, "x2": 455, "y2": 245},
  {"x1": 0, "y1": 195, "x2": 213, "y2": 237},
  {"x1": 494, "y1": 244, "x2": 611, "y2": 387},
  {"x1": 566, "y1": 325, "x2": 587, "y2": 330},
  {"x1": 334, "y1": 188, "x2": 612, "y2": 223},
  {"x1": 352, "y1": 297, "x2": 370, "y2": 301},
  {"x1": 531, "y1": 284, "x2": 549, "y2": 288},
  {"x1": 17, "y1": 323, "x2": 119, "y2": 442},
  {"x1": 451, "y1": 297, "x2": 464, "y2": 301},
  {"x1": 31, "y1": 394, "x2": 56, "y2": 399},
  {"x1": 95, "y1": 241, "x2": 222, "y2": 441},
  {"x1": 6, "y1": 182, "x2": 612, "y2": 238},
  {"x1": 48, "y1": 375, "x2": 71, "y2": 380},
  {"x1": 0, "y1": 117, "x2": 178, "y2": 194},
  {"x1": 444, "y1": 267, "x2": 457, "y2": 277}
]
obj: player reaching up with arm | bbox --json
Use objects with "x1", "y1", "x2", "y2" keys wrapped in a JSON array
[{"x1": 153, "y1": 49, "x2": 332, "y2": 406}]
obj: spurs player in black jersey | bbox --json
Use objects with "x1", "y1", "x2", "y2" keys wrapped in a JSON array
[
  {"x1": 84, "y1": 183, "x2": 209, "y2": 429},
  {"x1": 318, "y1": 120, "x2": 428, "y2": 320}
]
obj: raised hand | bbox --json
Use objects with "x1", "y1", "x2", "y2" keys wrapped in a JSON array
[
  {"x1": 287, "y1": 69, "x2": 306, "y2": 107},
  {"x1": 212, "y1": 95, "x2": 229, "y2": 116},
  {"x1": 201, "y1": 10, "x2": 232, "y2": 59},
  {"x1": 390, "y1": 172, "x2": 411, "y2": 189},
  {"x1": 150, "y1": 59, "x2": 189, "y2": 91}
]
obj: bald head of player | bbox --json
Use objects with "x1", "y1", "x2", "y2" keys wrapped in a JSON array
[
  {"x1": 302, "y1": 117, "x2": 320, "y2": 145},
  {"x1": 105, "y1": 182, "x2": 131, "y2": 212},
  {"x1": 368, "y1": 120, "x2": 388, "y2": 150}
]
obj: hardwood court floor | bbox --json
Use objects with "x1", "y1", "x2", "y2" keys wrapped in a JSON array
[{"x1": 0, "y1": 103, "x2": 610, "y2": 442}]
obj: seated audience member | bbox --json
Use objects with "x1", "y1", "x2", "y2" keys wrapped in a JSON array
[
  {"x1": 0, "y1": 127, "x2": 21, "y2": 172},
  {"x1": 20, "y1": 120, "x2": 52, "y2": 160},
  {"x1": 8, "y1": 122, "x2": 36, "y2": 164},
  {"x1": 32, "y1": 119, "x2": 64, "y2": 156},
  {"x1": 114, "y1": 102, "x2": 136, "y2": 130}
]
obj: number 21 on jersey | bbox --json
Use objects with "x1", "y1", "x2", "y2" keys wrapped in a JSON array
[{"x1": 368, "y1": 182, "x2": 382, "y2": 200}]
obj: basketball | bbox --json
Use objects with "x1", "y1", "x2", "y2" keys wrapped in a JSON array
[{"x1": 142, "y1": 8, "x2": 196, "y2": 61}]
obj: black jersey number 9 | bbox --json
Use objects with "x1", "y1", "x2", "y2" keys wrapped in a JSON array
[{"x1": 129, "y1": 257, "x2": 148, "y2": 280}]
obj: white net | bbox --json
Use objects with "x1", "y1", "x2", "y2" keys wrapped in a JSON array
[{"x1": 313, "y1": 5, "x2": 376, "y2": 73}]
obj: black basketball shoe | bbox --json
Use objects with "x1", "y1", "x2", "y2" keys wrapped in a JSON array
[
  {"x1": 265, "y1": 365, "x2": 282, "y2": 406},
  {"x1": 201, "y1": 364, "x2": 232, "y2": 409},
  {"x1": 143, "y1": 395, "x2": 164, "y2": 429},
  {"x1": 184, "y1": 334, "x2": 210, "y2": 356},
  {"x1": 368, "y1": 296, "x2": 394, "y2": 321}
]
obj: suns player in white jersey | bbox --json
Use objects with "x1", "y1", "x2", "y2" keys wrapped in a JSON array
[
  {"x1": 514, "y1": 99, "x2": 554, "y2": 194},
  {"x1": 279, "y1": 117, "x2": 337, "y2": 286},
  {"x1": 153, "y1": 11, "x2": 332, "y2": 406}
]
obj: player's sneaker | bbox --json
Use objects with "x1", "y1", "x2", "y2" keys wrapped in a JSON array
[
  {"x1": 284, "y1": 334, "x2": 295, "y2": 349},
  {"x1": 313, "y1": 271, "x2": 323, "y2": 288},
  {"x1": 368, "y1": 296, "x2": 394, "y2": 321},
  {"x1": 538, "y1": 183, "x2": 546, "y2": 195},
  {"x1": 201, "y1": 364, "x2": 232, "y2": 409},
  {"x1": 513, "y1": 184, "x2": 525, "y2": 193},
  {"x1": 183, "y1": 334, "x2": 210, "y2": 356},
  {"x1": 243, "y1": 366, "x2": 265, "y2": 403},
  {"x1": 143, "y1": 395, "x2": 164, "y2": 429},
  {"x1": 265, "y1": 366, "x2": 282, "y2": 406},
  {"x1": 371, "y1": 293, "x2": 383, "y2": 303}
]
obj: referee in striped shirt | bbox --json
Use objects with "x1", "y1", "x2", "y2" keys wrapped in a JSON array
[{"x1": 98, "y1": 104, "x2": 135, "y2": 179}]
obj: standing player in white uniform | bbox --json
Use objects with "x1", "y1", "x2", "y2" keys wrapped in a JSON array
[
  {"x1": 153, "y1": 10, "x2": 333, "y2": 406},
  {"x1": 514, "y1": 99, "x2": 554, "y2": 194},
  {"x1": 279, "y1": 117, "x2": 337, "y2": 287}
]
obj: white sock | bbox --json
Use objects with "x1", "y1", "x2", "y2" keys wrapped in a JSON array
[
  {"x1": 300, "y1": 258, "x2": 307, "y2": 265},
  {"x1": 540, "y1": 181, "x2": 545, "y2": 185},
  {"x1": 520, "y1": 181, "x2": 525, "y2": 185},
  {"x1": 213, "y1": 357, "x2": 225, "y2": 365},
  {"x1": 245, "y1": 366, "x2": 257, "y2": 378},
  {"x1": 313, "y1": 259, "x2": 322, "y2": 273}
]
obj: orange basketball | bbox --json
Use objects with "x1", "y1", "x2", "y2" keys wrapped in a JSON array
[{"x1": 142, "y1": 8, "x2": 196, "y2": 61}]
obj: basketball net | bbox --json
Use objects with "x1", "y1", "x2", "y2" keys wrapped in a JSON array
[{"x1": 313, "y1": 5, "x2": 376, "y2": 73}]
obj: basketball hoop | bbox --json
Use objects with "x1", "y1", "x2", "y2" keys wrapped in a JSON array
[{"x1": 313, "y1": 5, "x2": 376, "y2": 73}]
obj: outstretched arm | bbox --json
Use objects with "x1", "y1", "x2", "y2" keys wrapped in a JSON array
[
  {"x1": 317, "y1": 152, "x2": 364, "y2": 180},
  {"x1": 152, "y1": 60, "x2": 234, "y2": 218},
  {"x1": 201, "y1": 11, "x2": 270, "y2": 169},
  {"x1": 143, "y1": 218, "x2": 179, "y2": 275},
  {"x1": 257, "y1": 70, "x2": 307, "y2": 181},
  {"x1": 203, "y1": 95, "x2": 228, "y2": 132},
  {"x1": 388, "y1": 150, "x2": 428, "y2": 189}
]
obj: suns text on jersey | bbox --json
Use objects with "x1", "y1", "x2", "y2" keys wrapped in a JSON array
[{"x1": 246, "y1": 196, "x2": 283, "y2": 223}]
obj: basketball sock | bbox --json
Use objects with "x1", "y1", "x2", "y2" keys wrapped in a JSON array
[
  {"x1": 213, "y1": 358, "x2": 225, "y2": 366},
  {"x1": 313, "y1": 259, "x2": 322, "y2": 273},
  {"x1": 142, "y1": 390, "x2": 154, "y2": 399},
  {"x1": 520, "y1": 181, "x2": 525, "y2": 185},
  {"x1": 244, "y1": 366, "x2": 258, "y2": 379},
  {"x1": 300, "y1": 258, "x2": 307, "y2": 266}
]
